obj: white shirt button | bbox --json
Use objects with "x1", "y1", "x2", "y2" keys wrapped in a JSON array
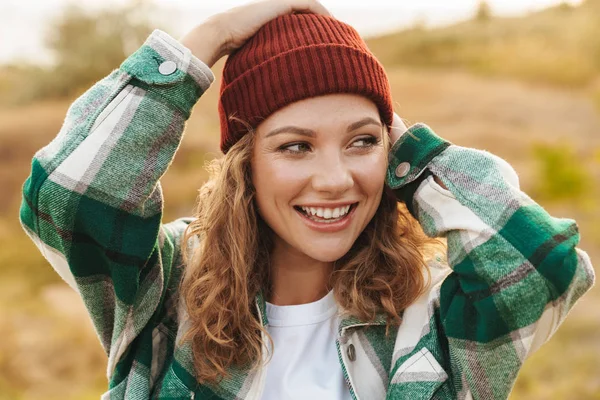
[
  {"x1": 158, "y1": 60, "x2": 177, "y2": 76},
  {"x1": 395, "y1": 162, "x2": 411, "y2": 178}
]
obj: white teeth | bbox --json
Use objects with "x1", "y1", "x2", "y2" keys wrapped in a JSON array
[{"x1": 300, "y1": 204, "x2": 354, "y2": 219}]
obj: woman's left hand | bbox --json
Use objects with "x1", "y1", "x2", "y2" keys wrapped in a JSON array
[{"x1": 389, "y1": 112, "x2": 408, "y2": 146}]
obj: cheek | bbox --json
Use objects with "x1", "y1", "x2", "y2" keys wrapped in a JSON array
[
  {"x1": 252, "y1": 159, "x2": 308, "y2": 209},
  {"x1": 353, "y1": 153, "x2": 388, "y2": 194}
]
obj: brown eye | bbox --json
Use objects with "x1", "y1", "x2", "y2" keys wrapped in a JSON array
[
  {"x1": 279, "y1": 142, "x2": 311, "y2": 153},
  {"x1": 351, "y1": 136, "x2": 379, "y2": 148}
]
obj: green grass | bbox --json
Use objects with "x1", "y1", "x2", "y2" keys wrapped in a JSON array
[{"x1": 529, "y1": 141, "x2": 592, "y2": 203}]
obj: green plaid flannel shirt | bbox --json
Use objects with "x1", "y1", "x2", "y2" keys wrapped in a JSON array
[{"x1": 19, "y1": 30, "x2": 595, "y2": 400}]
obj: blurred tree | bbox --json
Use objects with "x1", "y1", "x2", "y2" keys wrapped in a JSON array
[
  {"x1": 556, "y1": 1, "x2": 574, "y2": 11},
  {"x1": 31, "y1": 0, "x2": 156, "y2": 100},
  {"x1": 475, "y1": 0, "x2": 493, "y2": 21}
]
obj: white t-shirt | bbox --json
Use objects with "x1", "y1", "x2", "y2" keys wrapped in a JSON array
[{"x1": 263, "y1": 290, "x2": 352, "y2": 400}]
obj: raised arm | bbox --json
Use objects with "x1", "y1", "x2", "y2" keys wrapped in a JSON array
[
  {"x1": 19, "y1": 29, "x2": 215, "y2": 379},
  {"x1": 19, "y1": 1, "x2": 333, "y2": 394},
  {"x1": 386, "y1": 123, "x2": 595, "y2": 399}
]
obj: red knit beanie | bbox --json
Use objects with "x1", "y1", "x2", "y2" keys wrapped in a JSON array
[{"x1": 218, "y1": 12, "x2": 393, "y2": 154}]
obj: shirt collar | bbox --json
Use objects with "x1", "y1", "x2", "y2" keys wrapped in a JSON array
[{"x1": 255, "y1": 290, "x2": 389, "y2": 336}]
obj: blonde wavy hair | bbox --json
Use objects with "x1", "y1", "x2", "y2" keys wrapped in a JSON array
[{"x1": 181, "y1": 120, "x2": 443, "y2": 385}]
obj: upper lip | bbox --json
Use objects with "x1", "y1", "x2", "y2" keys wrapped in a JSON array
[{"x1": 296, "y1": 202, "x2": 358, "y2": 208}]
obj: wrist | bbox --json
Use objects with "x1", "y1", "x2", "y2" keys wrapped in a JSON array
[
  {"x1": 180, "y1": 20, "x2": 226, "y2": 68},
  {"x1": 433, "y1": 175, "x2": 448, "y2": 190}
]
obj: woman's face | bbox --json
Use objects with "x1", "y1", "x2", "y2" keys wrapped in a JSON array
[{"x1": 251, "y1": 93, "x2": 388, "y2": 262}]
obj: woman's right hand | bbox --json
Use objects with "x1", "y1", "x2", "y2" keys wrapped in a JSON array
[{"x1": 180, "y1": 0, "x2": 331, "y2": 68}]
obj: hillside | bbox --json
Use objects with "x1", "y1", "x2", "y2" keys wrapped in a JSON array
[
  {"x1": 367, "y1": 0, "x2": 600, "y2": 93},
  {"x1": 2, "y1": 63, "x2": 599, "y2": 400},
  {"x1": 1, "y1": 3, "x2": 599, "y2": 399}
]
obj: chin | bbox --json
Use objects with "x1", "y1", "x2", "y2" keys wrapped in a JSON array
[{"x1": 300, "y1": 243, "x2": 353, "y2": 263}]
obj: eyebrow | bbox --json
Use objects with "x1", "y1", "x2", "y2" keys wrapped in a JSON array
[{"x1": 265, "y1": 117, "x2": 382, "y2": 138}]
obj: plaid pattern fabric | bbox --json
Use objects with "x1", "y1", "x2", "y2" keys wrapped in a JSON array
[
  {"x1": 385, "y1": 125, "x2": 595, "y2": 399},
  {"x1": 19, "y1": 30, "x2": 595, "y2": 400}
]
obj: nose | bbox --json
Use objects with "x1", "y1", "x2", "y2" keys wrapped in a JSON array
[{"x1": 310, "y1": 153, "x2": 354, "y2": 196}]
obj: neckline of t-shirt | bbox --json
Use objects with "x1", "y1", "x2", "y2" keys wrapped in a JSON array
[{"x1": 266, "y1": 289, "x2": 338, "y2": 327}]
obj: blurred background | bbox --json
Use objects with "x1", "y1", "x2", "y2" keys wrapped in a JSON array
[{"x1": 1, "y1": 0, "x2": 599, "y2": 398}]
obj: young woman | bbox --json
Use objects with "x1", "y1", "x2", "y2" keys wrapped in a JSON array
[{"x1": 19, "y1": 0, "x2": 595, "y2": 399}]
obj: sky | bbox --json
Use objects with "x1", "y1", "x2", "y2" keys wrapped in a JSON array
[{"x1": 0, "y1": 0, "x2": 582, "y2": 64}]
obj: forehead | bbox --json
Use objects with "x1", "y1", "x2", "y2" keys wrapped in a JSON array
[{"x1": 256, "y1": 94, "x2": 380, "y2": 134}]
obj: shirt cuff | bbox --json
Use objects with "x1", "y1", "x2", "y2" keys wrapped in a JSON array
[
  {"x1": 386, "y1": 123, "x2": 451, "y2": 190},
  {"x1": 120, "y1": 29, "x2": 215, "y2": 118}
]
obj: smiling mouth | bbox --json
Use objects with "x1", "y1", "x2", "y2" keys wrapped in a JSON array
[{"x1": 293, "y1": 203, "x2": 359, "y2": 223}]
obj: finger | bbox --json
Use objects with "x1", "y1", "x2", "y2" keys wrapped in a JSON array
[
  {"x1": 386, "y1": 112, "x2": 408, "y2": 145},
  {"x1": 290, "y1": 0, "x2": 332, "y2": 17},
  {"x1": 308, "y1": 0, "x2": 332, "y2": 16},
  {"x1": 391, "y1": 112, "x2": 408, "y2": 133}
]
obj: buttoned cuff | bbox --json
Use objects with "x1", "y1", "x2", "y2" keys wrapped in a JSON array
[
  {"x1": 385, "y1": 124, "x2": 451, "y2": 190},
  {"x1": 120, "y1": 29, "x2": 215, "y2": 118}
]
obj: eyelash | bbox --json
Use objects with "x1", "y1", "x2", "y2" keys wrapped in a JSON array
[{"x1": 278, "y1": 136, "x2": 380, "y2": 154}]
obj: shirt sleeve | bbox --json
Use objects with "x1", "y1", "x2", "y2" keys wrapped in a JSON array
[
  {"x1": 18, "y1": 29, "x2": 214, "y2": 381},
  {"x1": 386, "y1": 123, "x2": 596, "y2": 399}
]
